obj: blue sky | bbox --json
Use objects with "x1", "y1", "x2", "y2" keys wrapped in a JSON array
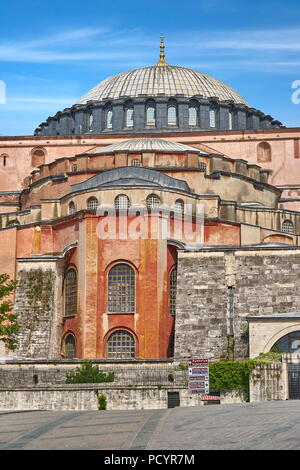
[{"x1": 0, "y1": 0, "x2": 300, "y2": 135}]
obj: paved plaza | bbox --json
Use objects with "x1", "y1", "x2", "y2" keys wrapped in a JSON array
[{"x1": 1, "y1": 401, "x2": 300, "y2": 450}]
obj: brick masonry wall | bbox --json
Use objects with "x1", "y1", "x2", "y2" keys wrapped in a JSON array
[{"x1": 175, "y1": 249, "x2": 300, "y2": 362}]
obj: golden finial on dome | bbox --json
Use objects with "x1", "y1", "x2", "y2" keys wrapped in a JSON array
[{"x1": 155, "y1": 34, "x2": 168, "y2": 67}]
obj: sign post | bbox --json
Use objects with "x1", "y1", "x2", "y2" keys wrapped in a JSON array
[{"x1": 188, "y1": 359, "x2": 209, "y2": 396}]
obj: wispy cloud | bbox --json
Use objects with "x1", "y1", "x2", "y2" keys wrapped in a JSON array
[{"x1": 1, "y1": 26, "x2": 300, "y2": 66}]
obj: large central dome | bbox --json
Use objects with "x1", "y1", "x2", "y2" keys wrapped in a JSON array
[
  {"x1": 34, "y1": 37, "x2": 283, "y2": 136},
  {"x1": 76, "y1": 65, "x2": 250, "y2": 106}
]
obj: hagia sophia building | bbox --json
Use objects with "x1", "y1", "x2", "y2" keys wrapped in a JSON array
[{"x1": 1, "y1": 37, "x2": 300, "y2": 363}]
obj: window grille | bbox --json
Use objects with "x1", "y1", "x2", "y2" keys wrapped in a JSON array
[
  {"x1": 106, "y1": 109, "x2": 113, "y2": 129},
  {"x1": 72, "y1": 164, "x2": 77, "y2": 172},
  {"x1": 64, "y1": 334, "x2": 76, "y2": 358},
  {"x1": 131, "y1": 159, "x2": 141, "y2": 167},
  {"x1": 189, "y1": 107, "x2": 197, "y2": 126},
  {"x1": 64, "y1": 269, "x2": 78, "y2": 317},
  {"x1": 174, "y1": 199, "x2": 184, "y2": 215},
  {"x1": 115, "y1": 194, "x2": 130, "y2": 210},
  {"x1": 170, "y1": 267, "x2": 177, "y2": 315},
  {"x1": 126, "y1": 108, "x2": 134, "y2": 127},
  {"x1": 146, "y1": 105, "x2": 156, "y2": 125},
  {"x1": 209, "y1": 108, "x2": 216, "y2": 127},
  {"x1": 87, "y1": 197, "x2": 99, "y2": 210},
  {"x1": 89, "y1": 113, "x2": 94, "y2": 131},
  {"x1": 107, "y1": 330, "x2": 136, "y2": 359},
  {"x1": 108, "y1": 264, "x2": 135, "y2": 313},
  {"x1": 282, "y1": 220, "x2": 294, "y2": 234},
  {"x1": 229, "y1": 111, "x2": 233, "y2": 130},
  {"x1": 146, "y1": 194, "x2": 160, "y2": 209},
  {"x1": 168, "y1": 106, "x2": 177, "y2": 125}
]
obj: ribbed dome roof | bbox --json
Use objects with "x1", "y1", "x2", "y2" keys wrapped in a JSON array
[
  {"x1": 94, "y1": 138, "x2": 208, "y2": 154},
  {"x1": 76, "y1": 65, "x2": 250, "y2": 106}
]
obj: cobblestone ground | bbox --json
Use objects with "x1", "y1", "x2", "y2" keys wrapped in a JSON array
[{"x1": 1, "y1": 401, "x2": 300, "y2": 450}]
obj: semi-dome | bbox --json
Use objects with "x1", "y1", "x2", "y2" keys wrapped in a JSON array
[
  {"x1": 92, "y1": 138, "x2": 208, "y2": 155},
  {"x1": 76, "y1": 65, "x2": 250, "y2": 106}
]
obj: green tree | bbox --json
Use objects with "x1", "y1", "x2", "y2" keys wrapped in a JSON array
[{"x1": 0, "y1": 274, "x2": 19, "y2": 351}]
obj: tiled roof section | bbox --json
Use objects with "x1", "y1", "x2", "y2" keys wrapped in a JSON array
[
  {"x1": 76, "y1": 65, "x2": 250, "y2": 106},
  {"x1": 93, "y1": 138, "x2": 208, "y2": 154}
]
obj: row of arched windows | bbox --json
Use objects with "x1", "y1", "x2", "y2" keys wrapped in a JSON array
[
  {"x1": 100, "y1": 101, "x2": 223, "y2": 129},
  {"x1": 64, "y1": 264, "x2": 177, "y2": 317},
  {"x1": 68, "y1": 195, "x2": 185, "y2": 215}
]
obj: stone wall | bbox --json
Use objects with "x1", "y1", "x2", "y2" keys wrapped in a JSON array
[
  {"x1": 14, "y1": 260, "x2": 64, "y2": 359},
  {"x1": 175, "y1": 248, "x2": 300, "y2": 361},
  {"x1": 0, "y1": 385, "x2": 198, "y2": 411},
  {"x1": 250, "y1": 363, "x2": 286, "y2": 402}
]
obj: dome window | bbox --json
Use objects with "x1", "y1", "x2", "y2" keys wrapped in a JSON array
[
  {"x1": 209, "y1": 107, "x2": 216, "y2": 128},
  {"x1": 282, "y1": 220, "x2": 294, "y2": 234},
  {"x1": 115, "y1": 194, "x2": 131, "y2": 210},
  {"x1": 146, "y1": 194, "x2": 160, "y2": 210},
  {"x1": 146, "y1": 102, "x2": 156, "y2": 126},
  {"x1": 174, "y1": 199, "x2": 184, "y2": 215},
  {"x1": 125, "y1": 102, "x2": 134, "y2": 127},
  {"x1": 131, "y1": 159, "x2": 141, "y2": 167},
  {"x1": 229, "y1": 110, "x2": 234, "y2": 130},
  {"x1": 168, "y1": 102, "x2": 177, "y2": 126},
  {"x1": 188, "y1": 106, "x2": 198, "y2": 126},
  {"x1": 87, "y1": 197, "x2": 99, "y2": 211},
  {"x1": 106, "y1": 108, "x2": 113, "y2": 129},
  {"x1": 89, "y1": 112, "x2": 94, "y2": 131}
]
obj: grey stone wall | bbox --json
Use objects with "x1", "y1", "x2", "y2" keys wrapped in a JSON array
[
  {"x1": 175, "y1": 248, "x2": 300, "y2": 362},
  {"x1": 35, "y1": 96, "x2": 282, "y2": 136},
  {"x1": 14, "y1": 260, "x2": 64, "y2": 360},
  {"x1": 0, "y1": 385, "x2": 198, "y2": 411}
]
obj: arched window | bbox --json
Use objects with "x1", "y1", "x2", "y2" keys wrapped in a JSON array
[
  {"x1": 69, "y1": 201, "x2": 76, "y2": 215},
  {"x1": 64, "y1": 269, "x2": 78, "y2": 317},
  {"x1": 174, "y1": 199, "x2": 184, "y2": 215},
  {"x1": 63, "y1": 333, "x2": 76, "y2": 358},
  {"x1": 108, "y1": 264, "x2": 135, "y2": 313},
  {"x1": 107, "y1": 330, "x2": 136, "y2": 359},
  {"x1": 125, "y1": 101, "x2": 134, "y2": 127},
  {"x1": 282, "y1": 220, "x2": 294, "y2": 234},
  {"x1": 170, "y1": 267, "x2": 177, "y2": 316},
  {"x1": 89, "y1": 112, "x2": 94, "y2": 131},
  {"x1": 257, "y1": 142, "x2": 272, "y2": 163},
  {"x1": 209, "y1": 106, "x2": 216, "y2": 128},
  {"x1": 271, "y1": 331, "x2": 300, "y2": 354},
  {"x1": 105, "y1": 107, "x2": 113, "y2": 129},
  {"x1": 87, "y1": 197, "x2": 99, "y2": 210},
  {"x1": 146, "y1": 100, "x2": 156, "y2": 126},
  {"x1": 115, "y1": 194, "x2": 130, "y2": 210},
  {"x1": 146, "y1": 194, "x2": 160, "y2": 210},
  {"x1": 168, "y1": 101, "x2": 177, "y2": 126},
  {"x1": 188, "y1": 101, "x2": 198, "y2": 126},
  {"x1": 229, "y1": 110, "x2": 234, "y2": 130},
  {"x1": 31, "y1": 148, "x2": 46, "y2": 167}
]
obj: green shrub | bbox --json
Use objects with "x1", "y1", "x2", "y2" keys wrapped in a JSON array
[
  {"x1": 98, "y1": 393, "x2": 107, "y2": 410},
  {"x1": 66, "y1": 361, "x2": 115, "y2": 384}
]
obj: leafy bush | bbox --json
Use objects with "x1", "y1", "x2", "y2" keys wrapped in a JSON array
[
  {"x1": 66, "y1": 361, "x2": 115, "y2": 384},
  {"x1": 209, "y1": 352, "x2": 283, "y2": 397},
  {"x1": 98, "y1": 393, "x2": 107, "y2": 410}
]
